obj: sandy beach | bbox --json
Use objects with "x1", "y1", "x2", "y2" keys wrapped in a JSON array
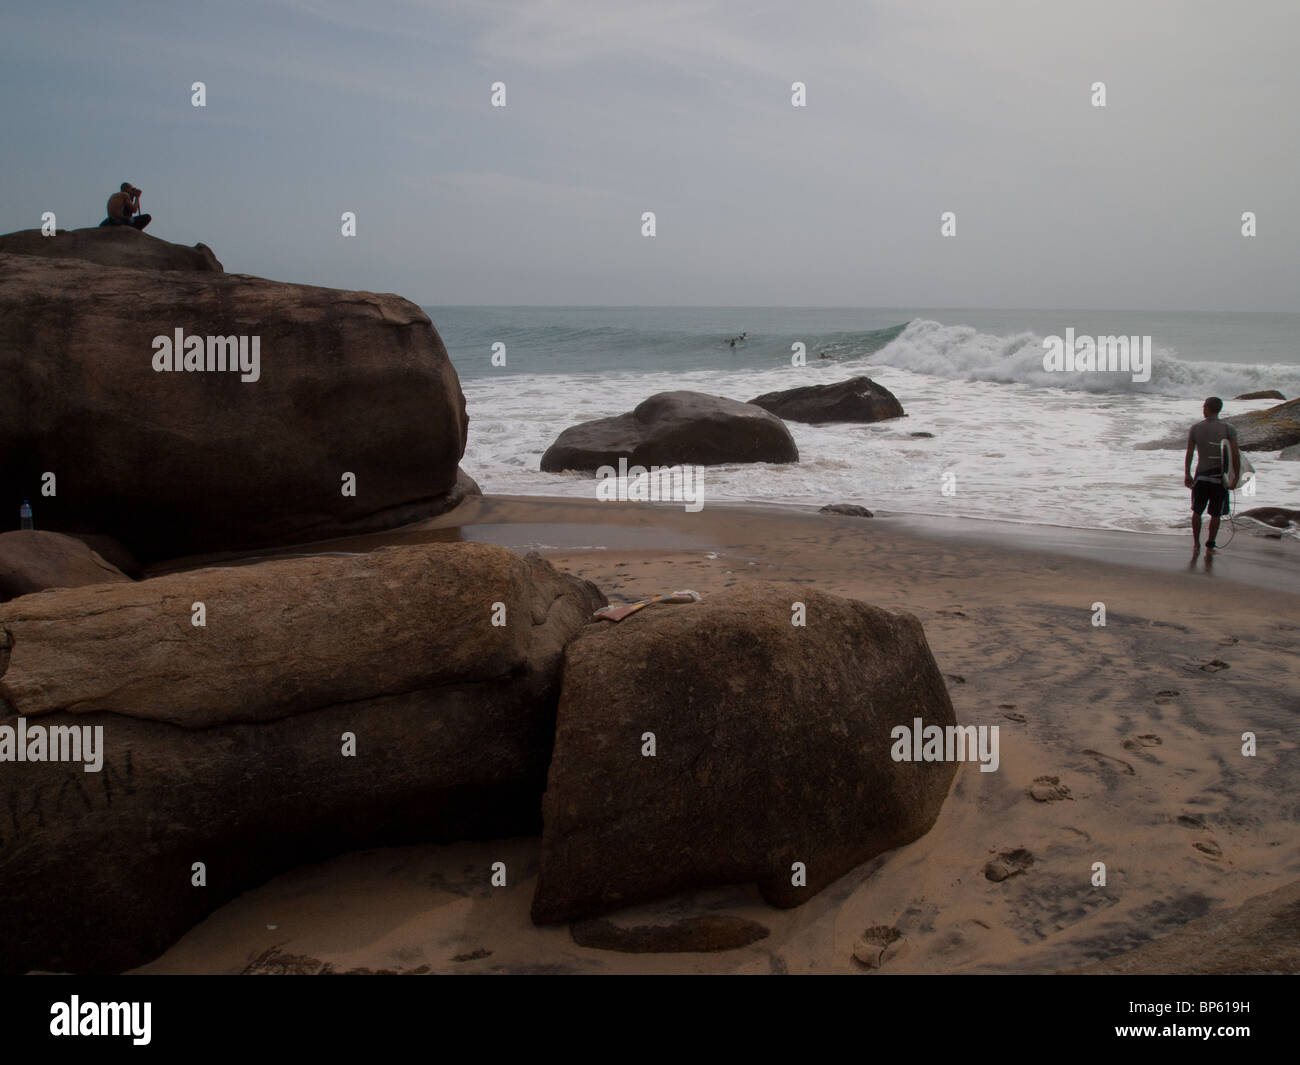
[{"x1": 133, "y1": 497, "x2": 1300, "y2": 974}]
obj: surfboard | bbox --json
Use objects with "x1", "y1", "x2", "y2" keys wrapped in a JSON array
[
  {"x1": 1220, "y1": 438, "x2": 1254, "y2": 490},
  {"x1": 594, "y1": 590, "x2": 702, "y2": 622}
]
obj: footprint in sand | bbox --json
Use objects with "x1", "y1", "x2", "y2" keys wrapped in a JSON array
[
  {"x1": 1218, "y1": 636, "x2": 1239, "y2": 646},
  {"x1": 1177, "y1": 814, "x2": 1206, "y2": 829},
  {"x1": 1186, "y1": 658, "x2": 1230, "y2": 673},
  {"x1": 852, "y1": 925, "x2": 903, "y2": 969},
  {"x1": 1082, "y1": 748, "x2": 1136, "y2": 775},
  {"x1": 1193, "y1": 840, "x2": 1224, "y2": 861},
  {"x1": 984, "y1": 848, "x2": 1035, "y2": 882},
  {"x1": 1028, "y1": 776, "x2": 1072, "y2": 802},
  {"x1": 1001, "y1": 709, "x2": 1027, "y2": 723},
  {"x1": 1123, "y1": 738, "x2": 1164, "y2": 764},
  {"x1": 945, "y1": 674, "x2": 967, "y2": 685},
  {"x1": 1155, "y1": 690, "x2": 1181, "y2": 700}
]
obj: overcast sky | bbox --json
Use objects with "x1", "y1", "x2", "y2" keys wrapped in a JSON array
[{"x1": 3, "y1": 0, "x2": 1297, "y2": 309}]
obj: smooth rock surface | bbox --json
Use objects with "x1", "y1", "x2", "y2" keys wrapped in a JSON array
[
  {"x1": 0, "y1": 247, "x2": 468, "y2": 561},
  {"x1": 749, "y1": 376, "x2": 904, "y2": 425},
  {"x1": 540, "y1": 391, "x2": 798, "y2": 472},
  {"x1": 531, "y1": 582, "x2": 957, "y2": 924},
  {"x1": 0, "y1": 226, "x2": 222, "y2": 272},
  {"x1": 0, "y1": 530, "x2": 130, "y2": 602}
]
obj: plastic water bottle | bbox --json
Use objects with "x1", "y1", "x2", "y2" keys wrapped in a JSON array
[{"x1": 19, "y1": 501, "x2": 33, "y2": 530}]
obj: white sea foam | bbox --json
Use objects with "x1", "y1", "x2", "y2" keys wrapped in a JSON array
[
  {"x1": 459, "y1": 320, "x2": 1300, "y2": 537},
  {"x1": 872, "y1": 319, "x2": 1300, "y2": 398}
]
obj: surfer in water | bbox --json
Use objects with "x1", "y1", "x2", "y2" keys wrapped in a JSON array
[{"x1": 1184, "y1": 396, "x2": 1240, "y2": 552}]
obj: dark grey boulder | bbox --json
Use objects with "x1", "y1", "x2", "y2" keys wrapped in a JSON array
[
  {"x1": 749, "y1": 376, "x2": 904, "y2": 425},
  {"x1": 540, "y1": 391, "x2": 798, "y2": 472}
]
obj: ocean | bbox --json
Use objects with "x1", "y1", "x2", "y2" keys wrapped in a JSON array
[{"x1": 429, "y1": 307, "x2": 1300, "y2": 538}]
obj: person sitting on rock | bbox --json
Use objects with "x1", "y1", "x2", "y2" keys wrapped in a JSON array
[{"x1": 100, "y1": 183, "x2": 151, "y2": 230}]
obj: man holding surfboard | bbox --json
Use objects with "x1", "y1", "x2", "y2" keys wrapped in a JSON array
[{"x1": 1184, "y1": 396, "x2": 1241, "y2": 551}]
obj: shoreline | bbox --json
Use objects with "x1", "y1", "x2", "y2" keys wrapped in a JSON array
[{"x1": 144, "y1": 492, "x2": 1300, "y2": 597}]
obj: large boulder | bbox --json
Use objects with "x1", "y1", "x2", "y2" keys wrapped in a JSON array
[
  {"x1": 531, "y1": 583, "x2": 957, "y2": 925},
  {"x1": 540, "y1": 391, "x2": 798, "y2": 472},
  {"x1": 1234, "y1": 390, "x2": 1285, "y2": 401},
  {"x1": 1137, "y1": 399, "x2": 1300, "y2": 453},
  {"x1": 1225, "y1": 398, "x2": 1300, "y2": 451},
  {"x1": 0, "y1": 246, "x2": 469, "y2": 562},
  {"x1": 0, "y1": 530, "x2": 130, "y2": 602},
  {"x1": 749, "y1": 376, "x2": 904, "y2": 424},
  {"x1": 0, "y1": 542, "x2": 605, "y2": 973},
  {"x1": 0, "y1": 226, "x2": 222, "y2": 272}
]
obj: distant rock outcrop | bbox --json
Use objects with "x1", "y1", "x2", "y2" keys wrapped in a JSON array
[
  {"x1": 0, "y1": 531, "x2": 130, "y2": 602},
  {"x1": 0, "y1": 542, "x2": 605, "y2": 973},
  {"x1": 1225, "y1": 398, "x2": 1300, "y2": 451},
  {"x1": 0, "y1": 238, "x2": 470, "y2": 562},
  {"x1": 1234, "y1": 390, "x2": 1286, "y2": 401},
  {"x1": 749, "y1": 376, "x2": 904, "y2": 425},
  {"x1": 0, "y1": 226, "x2": 222, "y2": 272},
  {"x1": 540, "y1": 391, "x2": 798, "y2": 472},
  {"x1": 531, "y1": 583, "x2": 957, "y2": 925},
  {"x1": 1136, "y1": 398, "x2": 1300, "y2": 453}
]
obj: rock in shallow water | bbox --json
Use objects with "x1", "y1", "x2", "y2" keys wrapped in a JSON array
[
  {"x1": 749, "y1": 375, "x2": 905, "y2": 425},
  {"x1": 540, "y1": 390, "x2": 798, "y2": 472},
  {"x1": 1238, "y1": 507, "x2": 1300, "y2": 529},
  {"x1": 1136, "y1": 398, "x2": 1300, "y2": 452}
]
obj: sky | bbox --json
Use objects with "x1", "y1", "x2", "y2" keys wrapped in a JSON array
[{"x1": 2, "y1": 0, "x2": 1297, "y2": 309}]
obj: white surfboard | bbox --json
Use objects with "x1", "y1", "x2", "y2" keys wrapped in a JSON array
[{"x1": 1220, "y1": 438, "x2": 1255, "y2": 490}]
